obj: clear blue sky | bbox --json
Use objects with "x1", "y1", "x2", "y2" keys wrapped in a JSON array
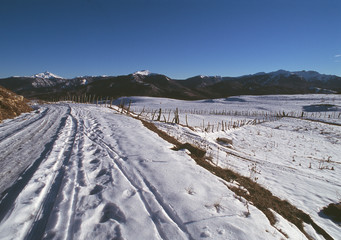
[{"x1": 1, "y1": 0, "x2": 341, "y2": 79}]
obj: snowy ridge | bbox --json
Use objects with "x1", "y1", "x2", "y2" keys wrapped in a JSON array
[
  {"x1": 31, "y1": 71, "x2": 63, "y2": 79},
  {"x1": 133, "y1": 70, "x2": 154, "y2": 76},
  {"x1": 198, "y1": 75, "x2": 222, "y2": 79}
]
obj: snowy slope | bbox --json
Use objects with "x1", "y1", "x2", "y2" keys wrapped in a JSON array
[
  {"x1": 125, "y1": 94, "x2": 341, "y2": 239},
  {"x1": 0, "y1": 95, "x2": 340, "y2": 239},
  {"x1": 0, "y1": 103, "x2": 303, "y2": 240}
]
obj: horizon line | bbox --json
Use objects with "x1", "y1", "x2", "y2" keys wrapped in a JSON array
[{"x1": 2, "y1": 69, "x2": 341, "y2": 79}]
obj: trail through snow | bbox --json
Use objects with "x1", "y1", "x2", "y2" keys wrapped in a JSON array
[{"x1": 0, "y1": 102, "x2": 335, "y2": 239}]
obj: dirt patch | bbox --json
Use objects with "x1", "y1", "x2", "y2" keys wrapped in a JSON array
[
  {"x1": 0, "y1": 86, "x2": 32, "y2": 122},
  {"x1": 172, "y1": 143, "x2": 206, "y2": 158},
  {"x1": 216, "y1": 137, "x2": 233, "y2": 148},
  {"x1": 142, "y1": 119, "x2": 206, "y2": 158},
  {"x1": 217, "y1": 137, "x2": 233, "y2": 145},
  {"x1": 322, "y1": 202, "x2": 341, "y2": 223}
]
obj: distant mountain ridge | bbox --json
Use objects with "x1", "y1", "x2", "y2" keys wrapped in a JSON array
[
  {"x1": 1, "y1": 70, "x2": 340, "y2": 100},
  {"x1": 251, "y1": 70, "x2": 337, "y2": 82}
]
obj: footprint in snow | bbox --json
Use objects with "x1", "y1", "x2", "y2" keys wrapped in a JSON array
[
  {"x1": 89, "y1": 159, "x2": 101, "y2": 171},
  {"x1": 90, "y1": 185, "x2": 103, "y2": 195},
  {"x1": 94, "y1": 149, "x2": 102, "y2": 155},
  {"x1": 100, "y1": 203, "x2": 126, "y2": 223},
  {"x1": 96, "y1": 168, "x2": 111, "y2": 178},
  {"x1": 96, "y1": 168, "x2": 113, "y2": 184},
  {"x1": 113, "y1": 225, "x2": 124, "y2": 240},
  {"x1": 200, "y1": 226, "x2": 212, "y2": 238},
  {"x1": 90, "y1": 159, "x2": 100, "y2": 164}
]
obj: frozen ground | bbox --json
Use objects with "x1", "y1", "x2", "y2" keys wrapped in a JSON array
[
  {"x1": 0, "y1": 94, "x2": 340, "y2": 240},
  {"x1": 124, "y1": 94, "x2": 341, "y2": 126},
  {"x1": 124, "y1": 94, "x2": 341, "y2": 239}
]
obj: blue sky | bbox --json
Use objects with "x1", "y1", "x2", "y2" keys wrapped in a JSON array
[{"x1": 1, "y1": 0, "x2": 340, "y2": 79}]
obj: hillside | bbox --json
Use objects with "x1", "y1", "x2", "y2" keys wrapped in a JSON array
[
  {"x1": 1, "y1": 70, "x2": 340, "y2": 101},
  {"x1": 0, "y1": 86, "x2": 32, "y2": 122}
]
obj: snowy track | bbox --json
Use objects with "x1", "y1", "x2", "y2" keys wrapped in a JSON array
[
  {"x1": 71, "y1": 107, "x2": 193, "y2": 239},
  {"x1": 0, "y1": 103, "x2": 336, "y2": 239}
]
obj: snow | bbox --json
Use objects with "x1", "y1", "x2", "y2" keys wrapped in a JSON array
[
  {"x1": 123, "y1": 94, "x2": 341, "y2": 239},
  {"x1": 133, "y1": 70, "x2": 153, "y2": 76},
  {"x1": 0, "y1": 94, "x2": 340, "y2": 239},
  {"x1": 80, "y1": 79, "x2": 87, "y2": 85},
  {"x1": 195, "y1": 75, "x2": 222, "y2": 80},
  {"x1": 31, "y1": 71, "x2": 63, "y2": 79}
]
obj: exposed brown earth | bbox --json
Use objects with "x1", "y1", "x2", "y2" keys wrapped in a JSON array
[
  {"x1": 0, "y1": 86, "x2": 32, "y2": 122},
  {"x1": 322, "y1": 202, "x2": 341, "y2": 223}
]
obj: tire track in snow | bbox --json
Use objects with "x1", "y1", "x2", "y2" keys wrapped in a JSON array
[
  {"x1": 0, "y1": 107, "x2": 49, "y2": 142},
  {"x1": 0, "y1": 105, "x2": 71, "y2": 197},
  {"x1": 77, "y1": 110, "x2": 171, "y2": 239},
  {"x1": 25, "y1": 113, "x2": 79, "y2": 240},
  {"x1": 0, "y1": 106, "x2": 72, "y2": 223},
  {"x1": 65, "y1": 108, "x2": 132, "y2": 239},
  {"x1": 79, "y1": 109, "x2": 193, "y2": 240},
  {"x1": 64, "y1": 121, "x2": 88, "y2": 240},
  {"x1": 0, "y1": 106, "x2": 79, "y2": 240},
  {"x1": 43, "y1": 111, "x2": 89, "y2": 240},
  {"x1": 0, "y1": 117, "x2": 49, "y2": 162},
  {"x1": 0, "y1": 107, "x2": 53, "y2": 160}
]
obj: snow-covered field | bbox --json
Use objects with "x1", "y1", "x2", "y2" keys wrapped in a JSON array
[{"x1": 0, "y1": 94, "x2": 340, "y2": 240}]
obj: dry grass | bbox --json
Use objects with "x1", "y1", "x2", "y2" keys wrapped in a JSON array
[
  {"x1": 0, "y1": 86, "x2": 32, "y2": 122},
  {"x1": 141, "y1": 120, "x2": 182, "y2": 146}
]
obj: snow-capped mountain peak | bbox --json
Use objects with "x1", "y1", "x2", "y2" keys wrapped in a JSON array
[
  {"x1": 198, "y1": 75, "x2": 222, "y2": 79},
  {"x1": 133, "y1": 70, "x2": 153, "y2": 76},
  {"x1": 32, "y1": 71, "x2": 63, "y2": 79}
]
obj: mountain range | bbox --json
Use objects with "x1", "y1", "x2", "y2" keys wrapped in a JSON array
[{"x1": 0, "y1": 70, "x2": 340, "y2": 100}]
